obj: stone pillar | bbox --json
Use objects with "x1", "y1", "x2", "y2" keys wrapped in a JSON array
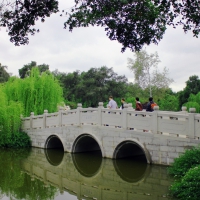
[
  {"x1": 122, "y1": 104, "x2": 128, "y2": 130},
  {"x1": 128, "y1": 103, "x2": 133, "y2": 110},
  {"x1": 98, "y1": 102, "x2": 104, "y2": 126},
  {"x1": 153, "y1": 106, "x2": 159, "y2": 134},
  {"x1": 30, "y1": 112, "x2": 34, "y2": 129},
  {"x1": 77, "y1": 103, "x2": 82, "y2": 126},
  {"x1": 58, "y1": 107, "x2": 63, "y2": 127},
  {"x1": 43, "y1": 110, "x2": 48, "y2": 129},
  {"x1": 188, "y1": 108, "x2": 196, "y2": 138},
  {"x1": 182, "y1": 106, "x2": 187, "y2": 113}
]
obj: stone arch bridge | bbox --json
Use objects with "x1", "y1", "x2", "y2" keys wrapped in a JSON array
[{"x1": 22, "y1": 103, "x2": 200, "y2": 165}]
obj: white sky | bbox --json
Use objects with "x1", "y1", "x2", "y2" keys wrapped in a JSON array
[{"x1": 1, "y1": 0, "x2": 200, "y2": 92}]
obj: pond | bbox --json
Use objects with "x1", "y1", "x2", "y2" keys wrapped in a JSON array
[{"x1": 0, "y1": 148, "x2": 176, "y2": 200}]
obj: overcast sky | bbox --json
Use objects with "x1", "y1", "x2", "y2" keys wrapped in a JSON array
[{"x1": 1, "y1": 0, "x2": 200, "y2": 92}]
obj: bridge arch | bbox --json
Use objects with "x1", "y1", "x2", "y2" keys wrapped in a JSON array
[
  {"x1": 72, "y1": 134, "x2": 104, "y2": 156},
  {"x1": 45, "y1": 135, "x2": 64, "y2": 150},
  {"x1": 113, "y1": 139, "x2": 151, "y2": 164}
]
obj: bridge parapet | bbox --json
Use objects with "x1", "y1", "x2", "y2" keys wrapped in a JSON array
[{"x1": 22, "y1": 104, "x2": 200, "y2": 140}]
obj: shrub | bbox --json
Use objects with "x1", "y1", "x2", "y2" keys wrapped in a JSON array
[
  {"x1": 0, "y1": 131, "x2": 31, "y2": 148},
  {"x1": 170, "y1": 165, "x2": 200, "y2": 200},
  {"x1": 168, "y1": 146, "x2": 200, "y2": 178}
]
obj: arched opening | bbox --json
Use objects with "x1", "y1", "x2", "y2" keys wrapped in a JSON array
[
  {"x1": 45, "y1": 135, "x2": 64, "y2": 150},
  {"x1": 113, "y1": 141, "x2": 147, "y2": 162},
  {"x1": 72, "y1": 134, "x2": 102, "y2": 154},
  {"x1": 45, "y1": 149, "x2": 64, "y2": 166},
  {"x1": 72, "y1": 134, "x2": 102, "y2": 177}
]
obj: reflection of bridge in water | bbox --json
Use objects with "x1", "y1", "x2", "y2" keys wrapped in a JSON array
[{"x1": 21, "y1": 148, "x2": 173, "y2": 200}]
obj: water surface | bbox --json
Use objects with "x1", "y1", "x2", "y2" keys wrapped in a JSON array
[{"x1": 0, "y1": 148, "x2": 176, "y2": 200}]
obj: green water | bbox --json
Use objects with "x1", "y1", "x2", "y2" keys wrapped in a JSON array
[{"x1": 0, "y1": 148, "x2": 176, "y2": 200}]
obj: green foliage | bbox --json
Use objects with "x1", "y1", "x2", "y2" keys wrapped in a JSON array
[
  {"x1": 0, "y1": 67, "x2": 63, "y2": 148},
  {"x1": 159, "y1": 94, "x2": 179, "y2": 111},
  {"x1": 169, "y1": 146, "x2": 200, "y2": 199},
  {"x1": 54, "y1": 66, "x2": 128, "y2": 108},
  {"x1": 65, "y1": 0, "x2": 200, "y2": 52},
  {"x1": 4, "y1": 67, "x2": 63, "y2": 116},
  {"x1": 0, "y1": 63, "x2": 10, "y2": 83},
  {"x1": 183, "y1": 101, "x2": 200, "y2": 113},
  {"x1": 1, "y1": 0, "x2": 59, "y2": 46},
  {"x1": 19, "y1": 61, "x2": 49, "y2": 78},
  {"x1": 0, "y1": 85, "x2": 29, "y2": 147},
  {"x1": 170, "y1": 166, "x2": 200, "y2": 200},
  {"x1": 178, "y1": 75, "x2": 200, "y2": 108},
  {"x1": 2, "y1": 132, "x2": 31, "y2": 148},
  {"x1": 168, "y1": 146, "x2": 200, "y2": 178}
]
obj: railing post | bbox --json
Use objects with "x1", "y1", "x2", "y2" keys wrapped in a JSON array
[
  {"x1": 30, "y1": 112, "x2": 34, "y2": 129},
  {"x1": 182, "y1": 106, "x2": 187, "y2": 113},
  {"x1": 153, "y1": 106, "x2": 159, "y2": 134},
  {"x1": 43, "y1": 110, "x2": 48, "y2": 129},
  {"x1": 98, "y1": 102, "x2": 104, "y2": 126},
  {"x1": 128, "y1": 103, "x2": 133, "y2": 110},
  {"x1": 188, "y1": 108, "x2": 196, "y2": 138},
  {"x1": 77, "y1": 103, "x2": 82, "y2": 126},
  {"x1": 58, "y1": 107, "x2": 63, "y2": 127},
  {"x1": 122, "y1": 104, "x2": 128, "y2": 130}
]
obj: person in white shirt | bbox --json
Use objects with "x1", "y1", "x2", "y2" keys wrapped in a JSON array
[{"x1": 108, "y1": 96, "x2": 118, "y2": 109}]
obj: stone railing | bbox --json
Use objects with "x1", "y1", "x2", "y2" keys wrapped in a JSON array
[{"x1": 21, "y1": 103, "x2": 200, "y2": 140}]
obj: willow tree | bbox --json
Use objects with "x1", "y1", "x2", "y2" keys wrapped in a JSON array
[
  {"x1": 4, "y1": 67, "x2": 63, "y2": 117},
  {"x1": 0, "y1": 85, "x2": 25, "y2": 147}
]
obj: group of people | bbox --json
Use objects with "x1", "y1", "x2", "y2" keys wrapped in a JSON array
[{"x1": 108, "y1": 96, "x2": 157, "y2": 112}]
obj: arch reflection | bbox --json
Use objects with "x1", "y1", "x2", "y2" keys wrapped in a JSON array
[
  {"x1": 113, "y1": 157, "x2": 150, "y2": 183},
  {"x1": 72, "y1": 151, "x2": 102, "y2": 177},
  {"x1": 45, "y1": 149, "x2": 64, "y2": 166}
]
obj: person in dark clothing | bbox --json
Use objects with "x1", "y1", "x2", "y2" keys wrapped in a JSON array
[
  {"x1": 135, "y1": 97, "x2": 143, "y2": 111},
  {"x1": 146, "y1": 97, "x2": 155, "y2": 112},
  {"x1": 120, "y1": 98, "x2": 126, "y2": 109}
]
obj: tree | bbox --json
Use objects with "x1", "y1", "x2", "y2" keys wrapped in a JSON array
[
  {"x1": 65, "y1": 0, "x2": 200, "y2": 52},
  {"x1": 0, "y1": 63, "x2": 10, "y2": 83},
  {"x1": 178, "y1": 75, "x2": 200, "y2": 108},
  {"x1": 158, "y1": 93, "x2": 179, "y2": 111},
  {"x1": 4, "y1": 67, "x2": 63, "y2": 116},
  {"x1": 127, "y1": 50, "x2": 173, "y2": 97},
  {"x1": 1, "y1": 1, "x2": 200, "y2": 52},
  {"x1": 19, "y1": 61, "x2": 49, "y2": 78},
  {"x1": 53, "y1": 67, "x2": 128, "y2": 107},
  {"x1": 0, "y1": 0, "x2": 59, "y2": 45}
]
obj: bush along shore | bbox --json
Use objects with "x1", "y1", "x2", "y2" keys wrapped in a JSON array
[{"x1": 168, "y1": 146, "x2": 200, "y2": 200}]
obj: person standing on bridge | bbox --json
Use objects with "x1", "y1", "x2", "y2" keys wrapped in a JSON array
[
  {"x1": 108, "y1": 96, "x2": 118, "y2": 109},
  {"x1": 135, "y1": 97, "x2": 143, "y2": 111},
  {"x1": 146, "y1": 97, "x2": 157, "y2": 112},
  {"x1": 119, "y1": 98, "x2": 126, "y2": 109}
]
